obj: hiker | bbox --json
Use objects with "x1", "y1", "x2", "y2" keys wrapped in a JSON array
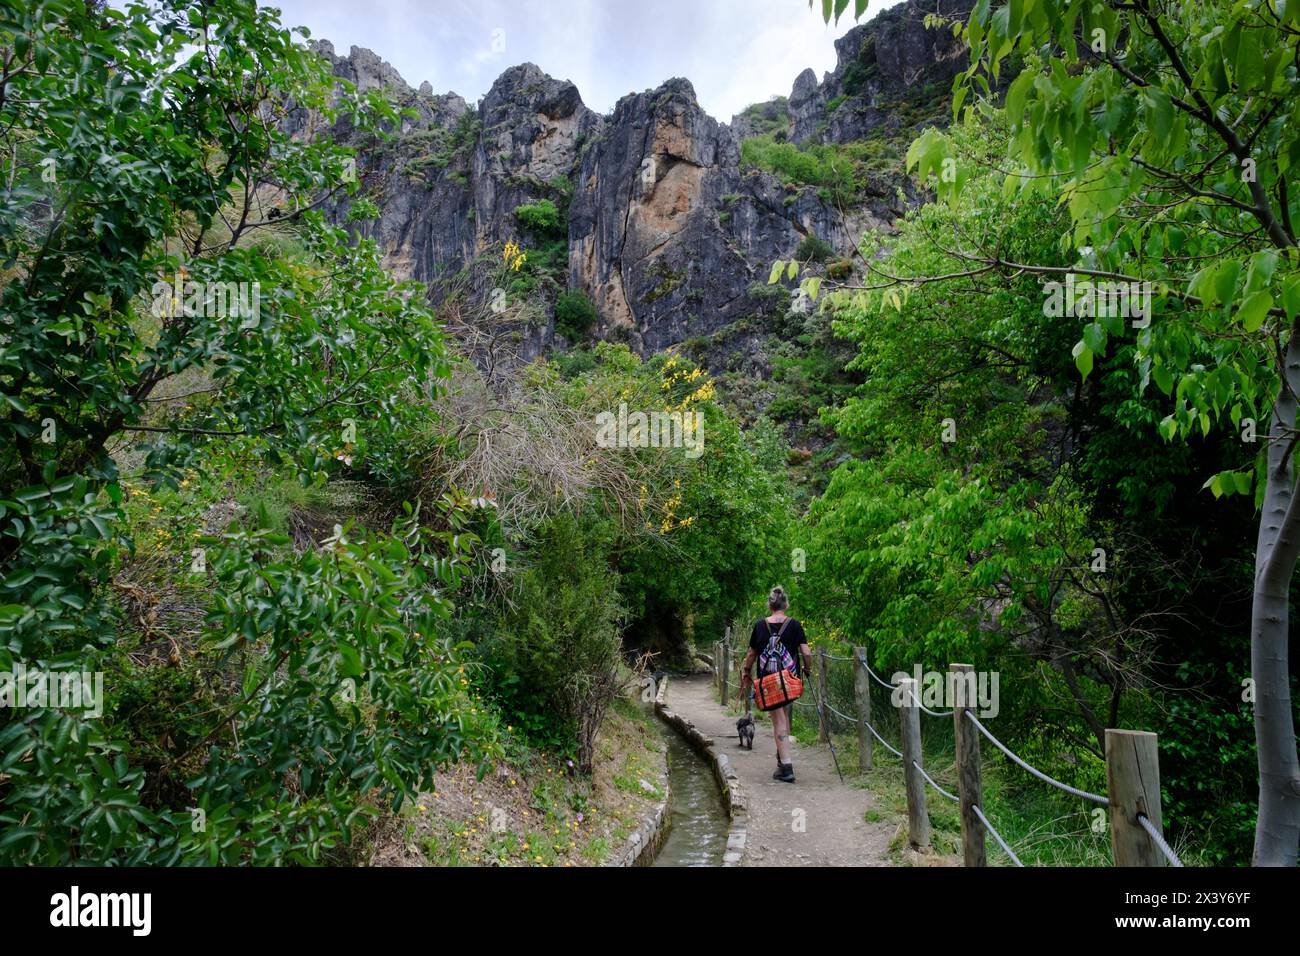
[{"x1": 740, "y1": 585, "x2": 812, "y2": 784}]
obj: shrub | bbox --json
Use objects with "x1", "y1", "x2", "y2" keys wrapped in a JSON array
[
  {"x1": 737, "y1": 97, "x2": 790, "y2": 136},
  {"x1": 515, "y1": 198, "x2": 564, "y2": 238},
  {"x1": 827, "y1": 257, "x2": 853, "y2": 280},
  {"x1": 479, "y1": 516, "x2": 626, "y2": 772},
  {"x1": 739, "y1": 134, "x2": 894, "y2": 207},
  {"x1": 554, "y1": 290, "x2": 599, "y2": 341},
  {"x1": 553, "y1": 348, "x2": 597, "y2": 378},
  {"x1": 746, "y1": 280, "x2": 791, "y2": 315},
  {"x1": 796, "y1": 234, "x2": 834, "y2": 263}
]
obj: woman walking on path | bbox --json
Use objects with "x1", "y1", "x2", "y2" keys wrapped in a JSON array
[{"x1": 740, "y1": 586, "x2": 813, "y2": 783}]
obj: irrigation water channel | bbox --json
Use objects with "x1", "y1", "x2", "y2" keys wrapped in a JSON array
[{"x1": 649, "y1": 711, "x2": 730, "y2": 866}]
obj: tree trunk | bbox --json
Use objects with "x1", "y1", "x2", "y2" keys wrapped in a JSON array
[{"x1": 1251, "y1": 331, "x2": 1300, "y2": 866}]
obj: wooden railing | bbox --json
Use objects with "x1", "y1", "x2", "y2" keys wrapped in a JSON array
[{"x1": 708, "y1": 635, "x2": 1182, "y2": 867}]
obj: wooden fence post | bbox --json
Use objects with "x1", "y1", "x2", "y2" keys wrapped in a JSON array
[
  {"x1": 817, "y1": 648, "x2": 829, "y2": 743},
  {"x1": 1106, "y1": 729, "x2": 1166, "y2": 866},
  {"x1": 734, "y1": 634, "x2": 745, "y2": 705},
  {"x1": 897, "y1": 677, "x2": 931, "y2": 849},
  {"x1": 950, "y1": 663, "x2": 985, "y2": 867},
  {"x1": 853, "y1": 646, "x2": 872, "y2": 772},
  {"x1": 720, "y1": 638, "x2": 731, "y2": 706}
]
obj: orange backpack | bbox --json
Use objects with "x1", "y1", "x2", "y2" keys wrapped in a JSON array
[{"x1": 753, "y1": 620, "x2": 803, "y2": 712}]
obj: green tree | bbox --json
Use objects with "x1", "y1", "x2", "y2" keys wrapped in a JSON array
[
  {"x1": 477, "y1": 514, "x2": 625, "y2": 773},
  {"x1": 820, "y1": 0, "x2": 1300, "y2": 865},
  {"x1": 0, "y1": 0, "x2": 483, "y2": 863}
]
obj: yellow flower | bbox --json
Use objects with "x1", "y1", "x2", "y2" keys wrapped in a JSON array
[{"x1": 502, "y1": 239, "x2": 528, "y2": 272}]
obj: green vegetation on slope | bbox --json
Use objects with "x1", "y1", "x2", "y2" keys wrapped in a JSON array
[{"x1": 740, "y1": 134, "x2": 904, "y2": 206}]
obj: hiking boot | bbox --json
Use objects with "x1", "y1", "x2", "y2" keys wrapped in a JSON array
[{"x1": 773, "y1": 762, "x2": 795, "y2": 783}]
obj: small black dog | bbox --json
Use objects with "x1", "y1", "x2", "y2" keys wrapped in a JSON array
[{"x1": 736, "y1": 714, "x2": 756, "y2": 749}]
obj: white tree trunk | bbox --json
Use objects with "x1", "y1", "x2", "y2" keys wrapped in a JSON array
[{"x1": 1251, "y1": 331, "x2": 1300, "y2": 866}]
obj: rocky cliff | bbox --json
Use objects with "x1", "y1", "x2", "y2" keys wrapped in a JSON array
[{"x1": 301, "y1": 0, "x2": 974, "y2": 370}]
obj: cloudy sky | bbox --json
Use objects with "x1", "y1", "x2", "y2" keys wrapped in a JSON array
[{"x1": 264, "y1": 0, "x2": 879, "y2": 120}]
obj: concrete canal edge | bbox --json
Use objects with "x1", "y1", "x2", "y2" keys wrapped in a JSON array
[{"x1": 610, "y1": 695, "x2": 671, "y2": 868}]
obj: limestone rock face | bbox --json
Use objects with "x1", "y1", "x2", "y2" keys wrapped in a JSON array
[
  {"x1": 742, "y1": 0, "x2": 974, "y2": 147},
  {"x1": 300, "y1": 0, "x2": 975, "y2": 366},
  {"x1": 473, "y1": 63, "x2": 601, "y2": 245},
  {"x1": 569, "y1": 77, "x2": 819, "y2": 355}
]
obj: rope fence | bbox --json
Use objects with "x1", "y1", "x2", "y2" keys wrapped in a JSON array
[
  {"x1": 707, "y1": 633, "x2": 1185, "y2": 868},
  {"x1": 972, "y1": 804, "x2": 1024, "y2": 867},
  {"x1": 1138, "y1": 813, "x2": 1184, "y2": 868},
  {"x1": 862, "y1": 712, "x2": 904, "y2": 759},
  {"x1": 963, "y1": 710, "x2": 1108, "y2": 806},
  {"x1": 906, "y1": 688, "x2": 953, "y2": 719},
  {"x1": 913, "y1": 759, "x2": 958, "y2": 803}
]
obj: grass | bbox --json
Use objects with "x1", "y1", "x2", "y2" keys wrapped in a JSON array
[
  {"x1": 234, "y1": 473, "x2": 367, "y2": 532},
  {"x1": 394, "y1": 693, "x2": 665, "y2": 867},
  {"x1": 736, "y1": 97, "x2": 790, "y2": 136},
  {"x1": 739, "y1": 132, "x2": 908, "y2": 206}
]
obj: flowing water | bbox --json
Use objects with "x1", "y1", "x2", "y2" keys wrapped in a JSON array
[{"x1": 650, "y1": 718, "x2": 730, "y2": 867}]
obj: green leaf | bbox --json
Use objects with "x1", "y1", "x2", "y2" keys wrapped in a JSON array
[
  {"x1": 1152, "y1": 364, "x2": 1174, "y2": 396},
  {"x1": 1245, "y1": 249, "x2": 1279, "y2": 293},
  {"x1": 1237, "y1": 290, "x2": 1272, "y2": 333},
  {"x1": 339, "y1": 643, "x2": 362, "y2": 678},
  {"x1": 1072, "y1": 340, "x2": 1093, "y2": 379},
  {"x1": 1004, "y1": 69, "x2": 1033, "y2": 124},
  {"x1": 1281, "y1": 276, "x2": 1300, "y2": 321},
  {"x1": 1214, "y1": 260, "x2": 1241, "y2": 307},
  {"x1": 1082, "y1": 322, "x2": 1105, "y2": 354}
]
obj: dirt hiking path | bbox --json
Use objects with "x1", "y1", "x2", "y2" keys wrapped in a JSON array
[{"x1": 665, "y1": 675, "x2": 896, "y2": 866}]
